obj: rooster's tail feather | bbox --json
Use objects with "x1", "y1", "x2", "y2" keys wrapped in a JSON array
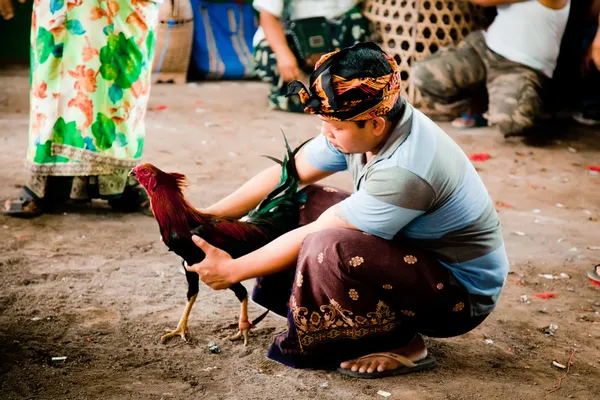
[
  {"x1": 249, "y1": 130, "x2": 309, "y2": 218},
  {"x1": 251, "y1": 309, "x2": 270, "y2": 326},
  {"x1": 260, "y1": 155, "x2": 283, "y2": 166}
]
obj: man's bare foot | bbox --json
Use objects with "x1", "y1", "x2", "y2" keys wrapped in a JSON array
[{"x1": 339, "y1": 334, "x2": 428, "y2": 374}]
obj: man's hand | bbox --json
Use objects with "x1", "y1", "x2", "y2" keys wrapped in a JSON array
[
  {"x1": 277, "y1": 49, "x2": 302, "y2": 82},
  {"x1": 0, "y1": 0, "x2": 25, "y2": 20},
  {"x1": 186, "y1": 235, "x2": 235, "y2": 290},
  {"x1": 583, "y1": 43, "x2": 600, "y2": 74},
  {"x1": 583, "y1": 19, "x2": 600, "y2": 74}
]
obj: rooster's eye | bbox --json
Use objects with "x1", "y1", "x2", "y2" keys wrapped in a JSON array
[{"x1": 142, "y1": 168, "x2": 149, "y2": 174}]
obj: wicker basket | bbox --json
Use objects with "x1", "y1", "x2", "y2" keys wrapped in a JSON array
[
  {"x1": 151, "y1": 0, "x2": 195, "y2": 85},
  {"x1": 364, "y1": 0, "x2": 489, "y2": 106}
]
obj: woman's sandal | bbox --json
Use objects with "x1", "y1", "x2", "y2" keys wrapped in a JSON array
[{"x1": 2, "y1": 188, "x2": 43, "y2": 218}]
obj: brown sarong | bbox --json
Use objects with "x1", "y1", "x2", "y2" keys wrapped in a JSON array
[{"x1": 252, "y1": 185, "x2": 490, "y2": 369}]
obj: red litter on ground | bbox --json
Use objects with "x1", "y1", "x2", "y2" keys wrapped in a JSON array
[
  {"x1": 534, "y1": 292, "x2": 556, "y2": 299},
  {"x1": 152, "y1": 104, "x2": 168, "y2": 111},
  {"x1": 470, "y1": 153, "x2": 491, "y2": 162},
  {"x1": 495, "y1": 200, "x2": 512, "y2": 209},
  {"x1": 588, "y1": 165, "x2": 600, "y2": 172}
]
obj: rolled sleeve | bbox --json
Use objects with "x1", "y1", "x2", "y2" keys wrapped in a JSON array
[{"x1": 303, "y1": 134, "x2": 348, "y2": 172}]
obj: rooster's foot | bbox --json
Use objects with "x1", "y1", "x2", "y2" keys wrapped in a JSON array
[
  {"x1": 226, "y1": 329, "x2": 250, "y2": 346},
  {"x1": 227, "y1": 319, "x2": 252, "y2": 346},
  {"x1": 160, "y1": 325, "x2": 190, "y2": 343},
  {"x1": 161, "y1": 294, "x2": 197, "y2": 344}
]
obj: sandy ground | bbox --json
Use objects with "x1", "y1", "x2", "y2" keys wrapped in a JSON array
[{"x1": 1, "y1": 65, "x2": 599, "y2": 400}]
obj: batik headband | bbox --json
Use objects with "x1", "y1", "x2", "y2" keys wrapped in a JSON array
[{"x1": 286, "y1": 42, "x2": 401, "y2": 121}]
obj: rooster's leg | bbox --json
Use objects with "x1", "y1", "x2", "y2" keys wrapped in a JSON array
[
  {"x1": 160, "y1": 293, "x2": 197, "y2": 343},
  {"x1": 226, "y1": 297, "x2": 252, "y2": 346}
]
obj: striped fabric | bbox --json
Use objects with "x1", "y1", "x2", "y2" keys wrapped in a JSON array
[
  {"x1": 191, "y1": 1, "x2": 257, "y2": 79},
  {"x1": 287, "y1": 42, "x2": 402, "y2": 121}
]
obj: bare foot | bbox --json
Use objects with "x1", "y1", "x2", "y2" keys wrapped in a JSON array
[{"x1": 339, "y1": 334, "x2": 427, "y2": 374}]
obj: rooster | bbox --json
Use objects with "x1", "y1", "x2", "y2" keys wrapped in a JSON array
[{"x1": 130, "y1": 134, "x2": 307, "y2": 345}]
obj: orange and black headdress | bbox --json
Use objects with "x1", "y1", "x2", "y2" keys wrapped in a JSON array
[{"x1": 286, "y1": 42, "x2": 401, "y2": 121}]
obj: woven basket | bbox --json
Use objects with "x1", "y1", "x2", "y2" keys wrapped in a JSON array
[
  {"x1": 151, "y1": 0, "x2": 195, "y2": 84},
  {"x1": 364, "y1": 0, "x2": 489, "y2": 106}
]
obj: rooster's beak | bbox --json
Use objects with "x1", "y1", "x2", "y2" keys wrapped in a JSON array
[{"x1": 128, "y1": 170, "x2": 136, "y2": 177}]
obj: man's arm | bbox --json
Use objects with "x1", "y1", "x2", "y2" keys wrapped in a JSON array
[
  {"x1": 192, "y1": 166, "x2": 433, "y2": 289},
  {"x1": 465, "y1": 0, "x2": 528, "y2": 6},
  {"x1": 204, "y1": 148, "x2": 335, "y2": 219},
  {"x1": 260, "y1": 10, "x2": 292, "y2": 60},
  {"x1": 590, "y1": 0, "x2": 600, "y2": 20},
  {"x1": 467, "y1": 0, "x2": 566, "y2": 8},
  {"x1": 586, "y1": 17, "x2": 600, "y2": 71},
  {"x1": 260, "y1": 10, "x2": 301, "y2": 82},
  {"x1": 231, "y1": 204, "x2": 356, "y2": 282},
  {"x1": 188, "y1": 203, "x2": 358, "y2": 289}
]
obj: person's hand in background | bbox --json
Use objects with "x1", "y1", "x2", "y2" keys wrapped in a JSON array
[{"x1": 0, "y1": 0, "x2": 26, "y2": 20}]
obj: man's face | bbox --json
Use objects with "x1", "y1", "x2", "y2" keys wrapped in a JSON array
[{"x1": 319, "y1": 116, "x2": 383, "y2": 154}]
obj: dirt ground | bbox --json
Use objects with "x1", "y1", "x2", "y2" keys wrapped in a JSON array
[{"x1": 1, "y1": 65, "x2": 599, "y2": 400}]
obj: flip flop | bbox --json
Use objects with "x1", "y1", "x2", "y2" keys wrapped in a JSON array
[
  {"x1": 451, "y1": 112, "x2": 487, "y2": 129},
  {"x1": 2, "y1": 188, "x2": 43, "y2": 218},
  {"x1": 337, "y1": 352, "x2": 438, "y2": 379},
  {"x1": 588, "y1": 264, "x2": 600, "y2": 286}
]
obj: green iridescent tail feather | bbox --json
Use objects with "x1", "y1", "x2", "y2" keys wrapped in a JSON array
[{"x1": 248, "y1": 130, "x2": 309, "y2": 222}]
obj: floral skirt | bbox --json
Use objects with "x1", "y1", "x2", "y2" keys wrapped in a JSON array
[
  {"x1": 25, "y1": 0, "x2": 159, "y2": 187},
  {"x1": 252, "y1": 185, "x2": 490, "y2": 369}
]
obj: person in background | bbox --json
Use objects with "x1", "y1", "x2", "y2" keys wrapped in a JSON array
[
  {"x1": 412, "y1": 0, "x2": 570, "y2": 138},
  {"x1": 1, "y1": 0, "x2": 160, "y2": 217},
  {"x1": 252, "y1": 0, "x2": 369, "y2": 113},
  {"x1": 572, "y1": 2, "x2": 600, "y2": 125}
]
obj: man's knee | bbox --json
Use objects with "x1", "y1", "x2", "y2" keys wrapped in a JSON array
[
  {"x1": 412, "y1": 54, "x2": 471, "y2": 103},
  {"x1": 411, "y1": 60, "x2": 445, "y2": 97},
  {"x1": 299, "y1": 228, "x2": 371, "y2": 275},
  {"x1": 491, "y1": 111, "x2": 536, "y2": 136},
  {"x1": 488, "y1": 88, "x2": 543, "y2": 135},
  {"x1": 300, "y1": 229, "x2": 348, "y2": 257}
]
